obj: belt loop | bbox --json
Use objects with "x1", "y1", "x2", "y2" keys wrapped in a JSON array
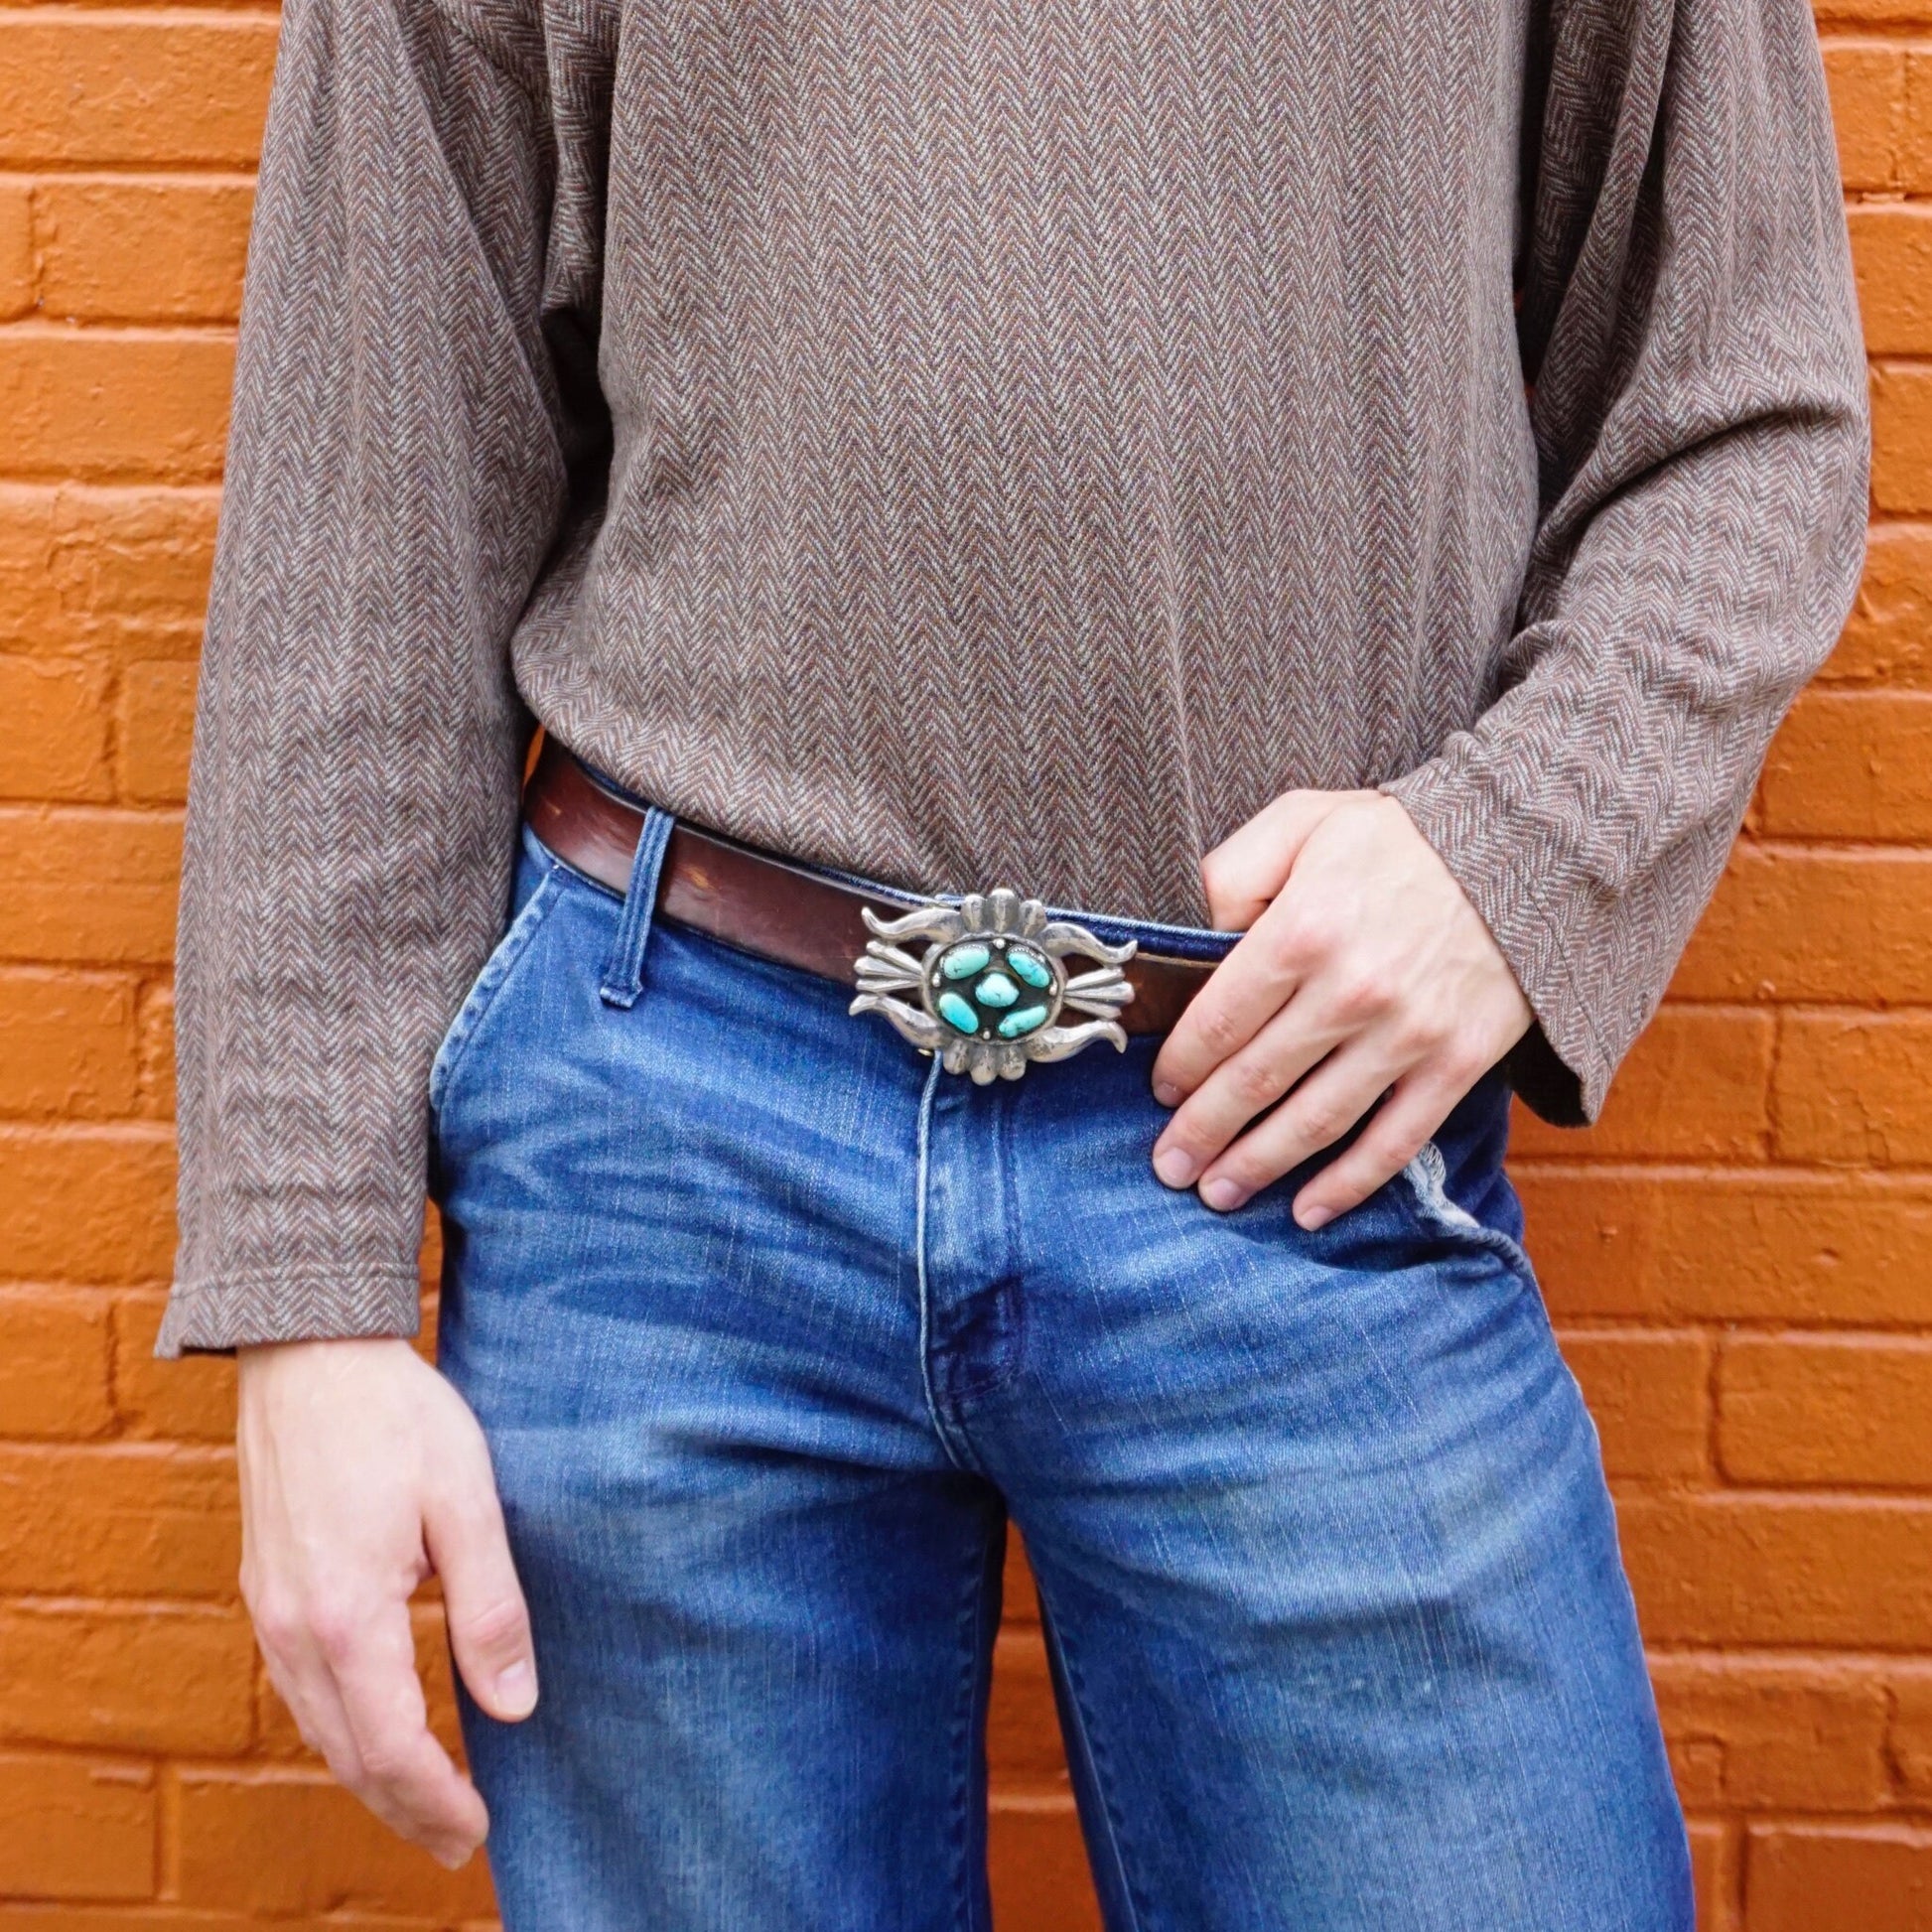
[{"x1": 598, "y1": 807, "x2": 676, "y2": 1011}]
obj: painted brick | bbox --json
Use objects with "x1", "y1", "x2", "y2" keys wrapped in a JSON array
[
  {"x1": 0, "y1": 1287, "x2": 112, "y2": 1439},
  {"x1": 118, "y1": 658, "x2": 197, "y2": 804},
  {"x1": 0, "y1": 1443, "x2": 236, "y2": 1598},
  {"x1": 1521, "y1": 1169, "x2": 1932, "y2": 1323},
  {"x1": 38, "y1": 177, "x2": 253, "y2": 325},
  {"x1": 0, "y1": 177, "x2": 32, "y2": 320},
  {"x1": 1510, "y1": 1006, "x2": 1772, "y2": 1162},
  {"x1": 0, "y1": 656, "x2": 109, "y2": 800},
  {"x1": 0, "y1": 807, "x2": 183, "y2": 966},
  {"x1": 1556, "y1": 1329, "x2": 1711, "y2": 1479},
  {"x1": 988, "y1": 1794, "x2": 1101, "y2": 1932},
  {"x1": 1885, "y1": 1673, "x2": 1932, "y2": 1805},
  {"x1": 1720, "y1": 1333, "x2": 1932, "y2": 1486},
  {"x1": 171, "y1": 1769, "x2": 496, "y2": 1917},
  {"x1": 1776, "y1": 1011, "x2": 1932, "y2": 1167},
  {"x1": 1906, "y1": 47, "x2": 1932, "y2": 195},
  {"x1": 1691, "y1": 1819, "x2": 1738, "y2": 1932},
  {"x1": 138, "y1": 977, "x2": 174, "y2": 1119},
  {"x1": 1827, "y1": 521, "x2": 1932, "y2": 687},
  {"x1": 1617, "y1": 1493, "x2": 1932, "y2": 1648},
  {"x1": 1671, "y1": 845, "x2": 1932, "y2": 1005},
  {"x1": 1744, "y1": 1823, "x2": 1932, "y2": 1932},
  {"x1": 0, "y1": 966, "x2": 140, "y2": 1116},
  {"x1": 987, "y1": 1628, "x2": 1071, "y2": 1789},
  {"x1": 0, "y1": 16, "x2": 275, "y2": 168},
  {"x1": 113, "y1": 1292, "x2": 232, "y2": 1443},
  {"x1": 1760, "y1": 690, "x2": 1932, "y2": 839},
  {"x1": 0, "y1": 1752, "x2": 154, "y2": 1901},
  {"x1": 0, "y1": 1124, "x2": 176, "y2": 1283},
  {"x1": 0, "y1": 483, "x2": 216, "y2": 658},
  {"x1": 1651, "y1": 1656, "x2": 1891, "y2": 1811},
  {"x1": 0, "y1": 331, "x2": 233, "y2": 484},
  {"x1": 1852, "y1": 205, "x2": 1932, "y2": 356},
  {"x1": 1825, "y1": 41, "x2": 1901, "y2": 191},
  {"x1": 1873, "y1": 361, "x2": 1932, "y2": 517},
  {"x1": 0, "y1": 1601, "x2": 252, "y2": 1753}
]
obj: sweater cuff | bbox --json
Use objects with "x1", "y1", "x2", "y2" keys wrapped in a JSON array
[
  {"x1": 155, "y1": 1267, "x2": 423, "y2": 1358},
  {"x1": 1380, "y1": 763, "x2": 1623, "y2": 1129}
]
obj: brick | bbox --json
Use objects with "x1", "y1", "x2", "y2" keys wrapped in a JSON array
[
  {"x1": 0, "y1": 483, "x2": 216, "y2": 658},
  {"x1": 118, "y1": 658, "x2": 197, "y2": 804},
  {"x1": 1005, "y1": 1536, "x2": 1040, "y2": 1626},
  {"x1": 0, "y1": 966, "x2": 139, "y2": 1116},
  {"x1": 1650, "y1": 1656, "x2": 1890, "y2": 1811},
  {"x1": 172, "y1": 1768, "x2": 495, "y2": 1917},
  {"x1": 1617, "y1": 1493, "x2": 1932, "y2": 1648},
  {"x1": 1851, "y1": 205, "x2": 1932, "y2": 356},
  {"x1": 113, "y1": 1292, "x2": 231, "y2": 1443},
  {"x1": 0, "y1": 16, "x2": 275, "y2": 168},
  {"x1": 1745, "y1": 1823, "x2": 1932, "y2": 1932},
  {"x1": 1906, "y1": 48, "x2": 1932, "y2": 195},
  {"x1": 1777, "y1": 1012, "x2": 1932, "y2": 1167},
  {"x1": 0, "y1": 807, "x2": 182, "y2": 966},
  {"x1": 38, "y1": 177, "x2": 253, "y2": 325},
  {"x1": 1720, "y1": 1333, "x2": 1932, "y2": 1486},
  {"x1": 0, "y1": 1601, "x2": 252, "y2": 1753},
  {"x1": 256, "y1": 1601, "x2": 466, "y2": 1765},
  {"x1": 0, "y1": 330, "x2": 233, "y2": 484},
  {"x1": 0, "y1": 1913, "x2": 441, "y2": 1931},
  {"x1": 1671, "y1": 846, "x2": 1932, "y2": 1005},
  {"x1": 137, "y1": 977, "x2": 174, "y2": 1119},
  {"x1": 0, "y1": 1443, "x2": 236, "y2": 1598},
  {"x1": 1826, "y1": 521, "x2": 1932, "y2": 687},
  {"x1": 0, "y1": 656, "x2": 110, "y2": 800},
  {"x1": 1873, "y1": 361, "x2": 1932, "y2": 517},
  {"x1": 0, "y1": 1751, "x2": 154, "y2": 1900},
  {"x1": 1760, "y1": 690, "x2": 1932, "y2": 838},
  {"x1": 1556, "y1": 1329, "x2": 1710, "y2": 1479},
  {"x1": 0, "y1": 177, "x2": 30, "y2": 320},
  {"x1": 988, "y1": 1627, "x2": 1071, "y2": 1788},
  {"x1": 988, "y1": 1793, "x2": 1100, "y2": 1932},
  {"x1": 1691, "y1": 1819, "x2": 1738, "y2": 1932},
  {"x1": 1826, "y1": 40, "x2": 1902, "y2": 191},
  {"x1": 1886, "y1": 1673, "x2": 1932, "y2": 1804},
  {"x1": 0, "y1": 1287, "x2": 112, "y2": 1439},
  {"x1": 1511, "y1": 1007, "x2": 1771, "y2": 1162},
  {"x1": 1522, "y1": 1169, "x2": 1932, "y2": 1322},
  {"x1": 0, "y1": 1125, "x2": 176, "y2": 1283}
]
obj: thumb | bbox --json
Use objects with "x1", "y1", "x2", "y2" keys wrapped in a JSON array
[
  {"x1": 1199, "y1": 789, "x2": 1361, "y2": 931},
  {"x1": 424, "y1": 1459, "x2": 539, "y2": 1724}
]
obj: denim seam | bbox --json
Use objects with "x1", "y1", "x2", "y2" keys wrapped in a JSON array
[
  {"x1": 1038, "y1": 1604, "x2": 1150, "y2": 1932},
  {"x1": 427, "y1": 857, "x2": 563, "y2": 1118},
  {"x1": 946, "y1": 1528, "x2": 997, "y2": 1932},
  {"x1": 915, "y1": 1053, "x2": 971, "y2": 1471}
]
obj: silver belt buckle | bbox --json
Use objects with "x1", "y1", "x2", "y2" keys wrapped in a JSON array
[{"x1": 851, "y1": 887, "x2": 1138, "y2": 1082}]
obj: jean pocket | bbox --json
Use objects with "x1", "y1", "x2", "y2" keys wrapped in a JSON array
[
  {"x1": 1397, "y1": 1140, "x2": 1538, "y2": 1290},
  {"x1": 428, "y1": 854, "x2": 565, "y2": 1119}
]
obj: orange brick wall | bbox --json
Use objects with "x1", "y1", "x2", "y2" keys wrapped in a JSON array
[{"x1": 0, "y1": 4, "x2": 1924, "y2": 1926}]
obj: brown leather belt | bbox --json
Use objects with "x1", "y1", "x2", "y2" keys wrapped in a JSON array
[{"x1": 523, "y1": 740, "x2": 1218, "y2": 1037}]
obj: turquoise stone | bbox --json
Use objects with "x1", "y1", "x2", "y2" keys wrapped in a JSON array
[
  {"x1": 975, "y1": 971, "x2": 1020, "y2": 1009},
  {"x1": 940, "y1": 943, "x2": 990, "y2": 981},
  {"x1": 937, "y1": 990, "x2": 981, "y2": 1035},
  {"x1": 998, "y1": 1004, "x2": 1050, "y2": 1039},
  {"x1": 1008, "y1": 947, "x2": 1052, "y2": 990}
]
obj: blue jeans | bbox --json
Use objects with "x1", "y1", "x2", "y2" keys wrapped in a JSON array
[{"x1": 431, "y1": 816, "x2": 1692, "y2": 1932}]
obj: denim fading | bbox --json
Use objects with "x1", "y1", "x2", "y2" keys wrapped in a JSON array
[{"x1": 430, "y1": 820, "x2": 1693, "y2": 1932}]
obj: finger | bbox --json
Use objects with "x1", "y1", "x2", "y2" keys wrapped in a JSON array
[
  {"x1": 255, "y1": 1617, "x2": 364, "y2": 1783},
  {"x1": 1193, "y1": 1039, "x2": 1405, "y2": 1214},
  {"x1": 329, "y1": 1595, "x2": 488, "y2": 1865},
  {"x1": 1150, "y1": 904, "x2": 1311, "y2": 1105},
  {"x1": 1292, "y1": 1072, "x2": 1465, "y2": 1230},
  {"x1": 1151, "y1": 991, "x2": 1348, "y2": 1189},
  {"x1": 1197, "y1": 790, "x2": 1360, "y2": 931},
  {"x1": 426, "y1": 1445, "x2": 539, "y2": 1724}
]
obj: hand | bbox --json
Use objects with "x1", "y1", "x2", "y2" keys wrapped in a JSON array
[
  {"x1": 1150, "y1": 789, "x2": 1532, "y2": 1226},
  {"x1": 236, "y1": 1336, "x2": 536, "y2": 1867}
]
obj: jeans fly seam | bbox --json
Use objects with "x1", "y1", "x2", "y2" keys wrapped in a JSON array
[
  {"x1": 915, "y1": 1053, "x2": 970, "y2": 1470},
  {"x1": 1039, "y1": 1601, "x2": 1150, "y2": 1932}
]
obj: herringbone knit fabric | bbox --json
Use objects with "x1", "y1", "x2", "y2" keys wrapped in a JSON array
[{"x1": 160, "y1": 0, "x2": 1868, "y2": 1353}]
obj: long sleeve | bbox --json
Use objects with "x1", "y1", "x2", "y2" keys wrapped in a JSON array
[
  {"x1": 159, "y1": 0, "x2": 613, "y2": 1352},
  {"x1": 1385, "y1": 0, "x2": 1869, "y2": 1125}
]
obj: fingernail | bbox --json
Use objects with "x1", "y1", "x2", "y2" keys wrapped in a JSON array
[
  {"x1": 1199, "y1": 1175, "x2": 1245, "y2": 1212},
  {"x1": 1152, "y1": 1080, "x2": 1181, "y2": 1107},
  {"x1": 1297, "y1": 1204, "x2": 1334, "y2": 1231},
  {"x1": 495, "y1": 1659, "x2": 538, "y2": 1718},
  {"x1": 1153, "y1": 1146, "x2": 1197, "y2": 1188}
]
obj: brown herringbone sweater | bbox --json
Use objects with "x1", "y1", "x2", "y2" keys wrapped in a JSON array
[{"x1": 160, "y1": 0, "x2": 1867, "y2": 1353}]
